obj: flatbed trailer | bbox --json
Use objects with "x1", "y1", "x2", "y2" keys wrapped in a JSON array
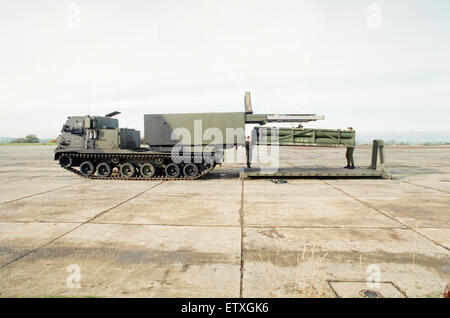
[
  {"x1": 240, "y1": 166, "x2": 391, "y2": 179},
  {"x1": 240, "y1": 140, "x2": 392, "y2": 180}
]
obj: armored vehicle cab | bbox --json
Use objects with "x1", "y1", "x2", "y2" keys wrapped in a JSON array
[{"x1": 57, "y1": 113, "x2": 140, "y2": 151}]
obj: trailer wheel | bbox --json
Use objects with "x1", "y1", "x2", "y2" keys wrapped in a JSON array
[
  {"x1": 97, "y1": 162, "x2": 112, "y2": 177},
  {"x1": 165, "y1": 163, "x2": 180, "y2": 178},
  {"x1": 140, "y1": 163, "x2": 156, "y2": 178},
  {"x1": 80, "y1": 161, "x2": 95, "y2": 176},
  {"x1": 183, "y1": 163, "x2": 199, "y2": 178},
  {"x1": 120, "y1": 163, "x2": 135, "y2": 178}
]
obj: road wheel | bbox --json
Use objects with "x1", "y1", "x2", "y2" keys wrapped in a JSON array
[
  {"x1": 165, "y1": 163, "x2": 180, "y2": 178},
  {"x1": 80, "y1": 161, "x2": 95, "y2": 176},
  {"x1": 59, "y1": 155, "x2": 72, "y2": 168},
  {"x1": 140, "y1": 163, "x2": 156, "y2": 178},
  {"x1": 183, "y1": 163, "x2": 199, "y2": 178},
  {"x1": 120, "y1": 163, "x2": 135, "y2": 178},
  {"x1": 97, "y1": 162, "x2": 112, "y2": 177}
]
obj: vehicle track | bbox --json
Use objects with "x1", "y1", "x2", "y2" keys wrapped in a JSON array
[{"x1": 58, "y1": 152, "x2": 217, "y2": 181}]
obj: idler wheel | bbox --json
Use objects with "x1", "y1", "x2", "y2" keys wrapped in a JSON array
[
  {"x1": 165, "y1": 163, "x2": 181, "y2": 178},
  {"x1": 59, "y1": 155, "x2": 72, "y2": 168},
  {"x1": 120, "y1": 163, "x2": 135, "y2": 178},
  {"x1": 80, "y1": 161, "x2": 95, "y2": 176},
  {"x1": 140, "y1": 163, "x2": 156, "y2": 178},
  {"x1": 97, "y1": 162, "x2": 112, "y2": 177},
  {"x1": 183, "y1": 163, "x2": 199, "y2": 178}
]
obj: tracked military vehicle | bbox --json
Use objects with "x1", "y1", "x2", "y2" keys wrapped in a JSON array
[
  {"x1": 55, "y1": 92, "x2": 353, "y2": 180},
  {"x1": 54, "y1": 111, "x2": 220, "y2": 180}
]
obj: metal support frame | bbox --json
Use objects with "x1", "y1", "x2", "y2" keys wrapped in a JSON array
[
  {"x1": 369, "y1": 139, "x2": 390, "y2": 178},
  {"x1": 240, "y1": 139, "x2": 392, "y2": 180},
  {"x1": 370, "y1": 139, "x2": 385, "y2": 170}
]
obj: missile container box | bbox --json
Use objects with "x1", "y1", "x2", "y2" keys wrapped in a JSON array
[{"x1": 254, "y1": 127, "x2": 355, "y2": 147}]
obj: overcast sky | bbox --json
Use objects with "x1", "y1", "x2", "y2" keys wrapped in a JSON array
[{"x1": 0, "y1": 0, "x2": 449, "y2": 138}]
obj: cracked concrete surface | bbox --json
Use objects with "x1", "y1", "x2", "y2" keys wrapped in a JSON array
[{"x1": 0, "y1": 145, "x2": 448, "y2": 297}]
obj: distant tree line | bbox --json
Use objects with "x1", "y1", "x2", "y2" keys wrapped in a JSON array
[
  {"x1": 10, "y1": 134, "x2": 40, "y2": 143},
  {"x1": 356, "y1": 140, "x2": 450, "y2": 146}
]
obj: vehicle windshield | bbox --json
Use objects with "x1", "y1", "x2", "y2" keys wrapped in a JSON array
[{"x1": 63, "y1": 117, "x2": 84, "y2": 133}]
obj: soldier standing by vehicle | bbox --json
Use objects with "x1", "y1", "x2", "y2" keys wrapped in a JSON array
[
  {"x1": 345, "y1": 127, "x2": 355, "y2": 169},
  {"x1": 245, "y1": 136, "x2": 252, "y2": 168}
]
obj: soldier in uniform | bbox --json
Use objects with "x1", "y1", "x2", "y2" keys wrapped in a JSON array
[
  {"x1": 345, "y1": 127, "x2": 355, "y2": 169},
  {"x1": 245, "y1": 136, "x2": 252, "y2": 168}
]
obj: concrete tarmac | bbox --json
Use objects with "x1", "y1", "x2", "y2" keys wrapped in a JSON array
[{"x1": 0, "y1": 145, "x2": 448, "y2": 297}]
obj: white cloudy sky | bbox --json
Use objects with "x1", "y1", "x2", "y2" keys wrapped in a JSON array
[{"x1": 0, "y1": 0, "x2": 449, "y2": 138}]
